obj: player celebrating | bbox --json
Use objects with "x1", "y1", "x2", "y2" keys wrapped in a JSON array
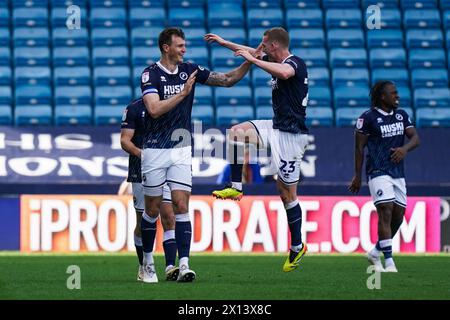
[
  {"x1": 206, "y1": 28, "x2": 309, "y2": 272},
  {"x1": 140, "y1": 27, "x2": 252, "y2": 283},
  {"x1": 120, "y1": 98, "x2": 179, "y2": 282},
  {"x1": 349, "y1": 81, "x2": 420, "y2": 272}
]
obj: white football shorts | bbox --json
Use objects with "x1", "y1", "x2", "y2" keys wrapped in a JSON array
[
  {"x1": 248, "y1": 120, "x2": 309, "y2": 185},
  {"x1": 368, "y1": 175, "x2": 407, "y2": 208},
  {"x1": 141, "y1": 146, "x2": 192, "y2": 196},
  {"x1": 132, "y1": 183, "x2": 172, "y2": 211}
]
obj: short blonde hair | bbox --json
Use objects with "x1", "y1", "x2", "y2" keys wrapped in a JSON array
[{"x1": 264, "y1": 27, "x2": 290, "y2": 48}]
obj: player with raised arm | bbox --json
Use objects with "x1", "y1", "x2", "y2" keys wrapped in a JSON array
[
  {"x1": 206, "y1": 28, "x2": 309, "y2": 272},
  {"x1": 139, "y1": 27, "x2": 252, "y2": 283},
  {"x1": 349, "y1": 81, "x2": 420, "y2": 272},
  {"x1": 120, "y1": 98, "x2": 179, "y2": 282}
]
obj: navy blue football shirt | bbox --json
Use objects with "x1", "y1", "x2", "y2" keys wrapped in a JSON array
[
  {"x1": 140, "y1": 61, "x2": 210, "y2": 149},
  {"x1": 355, "y1": 108, "x2": 414, "y2": 180},
  {"x1": 120, "y1": 98, "x2": 147, "y2": 183}
]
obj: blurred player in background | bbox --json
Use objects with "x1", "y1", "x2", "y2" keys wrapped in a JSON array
[
  {"x1": 120, "y1": 98, "x2": 179, "y2": 282},
  {"x1": 139, "y1": 27, "x2": 252, "y2": 283},
  {"x1": 349, "y1": 81, "x2": 420, "y2": 272},
  {"x1": 206, "y1": 27, "x2": 309, "y2": 272}
]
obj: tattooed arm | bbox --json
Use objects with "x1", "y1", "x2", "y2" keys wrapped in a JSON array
[{"x1": 205, "y1": 61, "x2": 252, "y2": 87}]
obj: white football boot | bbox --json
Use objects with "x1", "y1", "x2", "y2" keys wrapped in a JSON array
[
  {"x1": 384, "y1": 259, "x2": 398, "y2": 273},
  {"x1": 143, "y1": 263, "x2": 158, "y2": 283},
  {"x1": 165, "y1": 265, "x2": 180, "y2": 281},
  {"x1": 177, "y1": 265, "x2": 196, "y2": 283},
  {"x1": 137, "y1": 265, "x2": 144, "y2": 281},
  {"x1": 367, "y1": 250, "x2": 385, "y2": 272}
]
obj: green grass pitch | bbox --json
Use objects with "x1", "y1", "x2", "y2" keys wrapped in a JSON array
[{"x1": 1, "y1": 253, "x2": 449, "y2": 300}]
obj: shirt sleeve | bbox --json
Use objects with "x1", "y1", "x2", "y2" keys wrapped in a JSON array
[
  {"x1": 120, "y1": 105, "x2": 136, "y2": 129},
  {"x1": 402, "y1": 110, "x2": 414, "y2": 129},
  {"x1": 190, "y1": 63, "x2": 210, "y2": 84},
  {"x1": 285, "y1": 57, "x2": 307, "y2": 80},
  {"x1": 140, "y1": 68, "x2": 159, "y2": 97},
  {"x1": 355, "y1": 112, "x2": 371, "y2": 135}
]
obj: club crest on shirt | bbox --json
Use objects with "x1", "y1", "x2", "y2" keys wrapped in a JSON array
[
  {"x1": 356, "y1": 118, "x2": 364, "y2": 129},
  {"x1": 377, "y1": 118, "x2": 383, "y2": 123},
  {"x1": 180, "y1": 72, "x2": 188, "y2": 80},
  {"x1": 395, "y1": 113, "x2": 403, "y2": 121},
  {"x1": 141, "y1": 72, "x2": 149, "y2": 83},
  {"x1": 122, "y1": 109, "x2": 128, "y2": 121}
]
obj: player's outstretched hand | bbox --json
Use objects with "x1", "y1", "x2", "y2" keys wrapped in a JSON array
[
  {"x1": 390, "y1": 147, "x2": 407, "y2": 163},
  {"x1": 181, "y1": 70, "x2": 198, "y2": 97},
  {"x1": 235, "y1": 49, "x2": 257, "y2": 63},
  {"x1": 348, "y1": 176, "x2": 361, "y2": 194},
  {"x1": 204, "y1": 33, "x2": 226, "y2": 46}
]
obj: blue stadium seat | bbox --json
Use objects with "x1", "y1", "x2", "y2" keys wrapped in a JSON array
[
  {"x1": 15, "y1": 67, "x2": 51, "y2": 85},
  {"x1": 91, "y1": 28, "x2": 128, "y2": 47},
  {"x1": 446, "y1": 30, "x2": 450, "y2": 48},
  {"x1": 416, "y1": 108, "x2": 450, "y2": 127},
  {"x1": 443, "y1": 10, "x2": 450, "y2": 29},
  {"x1": 290, "y1": 28, "x2": 325, "y2": 48},
  {"x1": 193, "y1": 86, "x2": 213, "y2": 105},
  {"x1": 210, "y1": 28, "x2": 246, "y2": 46},
  {"x1": 90, "y1": 8, "x2": 127, "y2": 28},
  {"x1": 255, "y1": 106, "x2": 273, "y2": 119},
  {"x1": 15, "y1": 0, "x2": 48, "y2": 7},
  {"x1": 94, "y1": 106, "x2": 123, "y2": 125},
  {"x1": 329, "y1": 48, "x2": 367, "y2": 68},
  {"x1": 90, "y1": 0, "x2": 126, "y2": 7},
  {"x1": 0, "y1": 9, "x2": 8, "y2": 28},
  {"x1": 129, "y1": 8, "x2": 165, "y2": 27},
  {"x1": 284, "y1": 0, "x2": 320, "y2": 8},
  {"x1": 306, "y1": 107, "x2": 334, "y2": 127},
  {"x1": 254, "y1": 87, "x2": 272, "y2": 106},
  {"x1": 247, "y1": 8, "x2": 283, "y2": 28},
  {"x1": 409, "y1": 49, "x2": 446, "y2": 68},
  {"x1": 247, "y1": 0, "x2": 281, "y2": 8},
  {"x1": 404, "y1": 9, "x2": 441, "y2": 28},
  {"x1": 169, "y1": 8, "x2": 205, "y2": 28},
  {"x1": 214, "y1": 67, "x2": 250, "y2": 86},
  {"x1": 208, "y1": 3, "x2": 244, "y2": 28},
  {"x1": 52, "y1": 28, "x2": 89, "y2": 47},
  {"x1": 168, "y1": 0, "x2": 205, "y2": 7},
  {"x1": 414, "y1": 88, "x2": 450, "y2": 108},
  {"x1": 0, "y1": 48, "x2": 10, "y2": 66},
  {"x1": 51, "y1": 0, "x2": 87, "y2": 8},
  {"x1": 248, "y1": 28, "x2": 266, "y2": 47},
  {"x1": 0, "y1": 28, "x2": 10, "y2": 47},
  {"x1": 369, "y1": 9, "x2": 401, "y2": 29},
  {"x1": 335, "y1": 107, "x2": 367, "y2": 127},
  {"x1": 15, "y1": 85, "x2": 52, "y2": 105},
  {"x1": 95, "y1": 86, "x2": 132, "y2": 106},
  {"x1": 184, "y1": 47, "x2": 209, "y2": 67},
  {"x1": 13, "y1": 8, "x2": 48, "y2": 27},
  {"x1": 93, "y1": 66, "x2": 131, "y2": 86},
  {"x1": 15, "y1": 47, "x2": 50, "y2": 66},
  {"x1": 327, "y1": 29, "x2": 364, "y2": 48},
  {"x1": 216, "y1": 106, "x2": 254, "y2": 125},
  {"x1": 53, "y1": 47, "x2": 89, "y2": 67},
  {"x1": 326, "y1": 9, "x2": 361, "y2": 28},
  {"x1": 322, "y1": 0, "x2": 358, "y2": 8},
  {"x1": 406, "y1": 29, "x2": 443, "y2": 48},
  {"x1": 54, "y1": 86, "x2": 92, "y2": 105},
  {"x1": 191, "y1": 105, "x2": 214, "y2": 125},
  {"x1": 133, "y1": 66, "x2": 145, "y2": 87},
  {"x1": 334, "y1": 86, "x2": 369, "y2": 109},
  {"x1": 55, "y1": 105, "x2": 92, "y2": 126},
  {"x1": 411, "y1": 69, "x2": 448, "y2": 88},
  {"x1": 54, "y1": 67, "x2": 91, "y2": 86},
  {"x1": 132, "y1": 47, "x2": 160, "y2": 66},
  {"x1": 13, "y1": 28, "x2": 49, "y2": 47},
  {"x1": 441, "y1": 0, "x2": 450, "y2": 10},
  {"x1": 371, "y1": 68, "x2": 409, "y2": 87},
  {"x1": 128, "y1": 0, "x2": 164, "y2": 8},
  {"x1": 308, "y1": 67, "x2": 330, "y2": 87},
  {"x1": 134, "y1": 86, "x2": 141, "y2": 99},
  {"x1": 401, "y1": 0, "x2": 438, "y2": 9},
  {"x1": 15, "y1": 105, "x2": 52, "y2": 126},
  {"x1": 252, "y1": 68, "x2": 271, "y2": 87},
  {"x1": 131, "y1": 27, "x2": 161, "y2": 47},
  {"x1": 51, "y1": 7, "x2": 88, "y2": 28},
  {"x1": 0, "y1": 67, "x2": 11, "y2": 85},
  {"x1": 0, "y1": 105, "x2": 12, "y2": 125},
  {"x1": 369, "y1": 48, "x2": 406, "y2": 68},
  {"x1": 92, "y1": 47, "x2": 129, "y2": 66},
  {"x1": 286, "y1": 9, "x2": 322, "y2": 28},
  {"x1": 214, "y1": 86, "x2": 252, "y2": 106},
  {"x1": 211, "y1": 47, "x2": 245, "y2": 68},
  {"x1": 397, "y1": 86, "x2": 412, "y2": 108},
  {"x1": 308, "y1": 86, "x2": 331, "y2": 108},
  {"x1": 366, "y1": 29, "x2": 404, "y2": 48},
  {"x1": 293, "y1": 48, "x2": 327, "y2": 68},
  {"x1": 0, "y1": 86, "x2": 12, "y2": 105},
  {"x1": 363, "y1": 0, "x2": 399, "y2": 8},
  {"x1": 332, "y1": 68, "x2": 369, "y2": 88},
  {"x1": 184, "y1": 28, "x2": 208, "y2": 47}
]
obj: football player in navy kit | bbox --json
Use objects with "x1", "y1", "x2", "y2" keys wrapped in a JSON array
[
  {"x1": 139, "y1": 27, "x2": 252, "y2": 283},
  {"x1": 120, "y1": 98, "x2": 179, "y2": 282},
  {"x1": 349, "y1": 81, "x2": 420, "y2": 272},
  {"x1": 206, "y1": 27, "x2": 309, "y2": 273}
]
